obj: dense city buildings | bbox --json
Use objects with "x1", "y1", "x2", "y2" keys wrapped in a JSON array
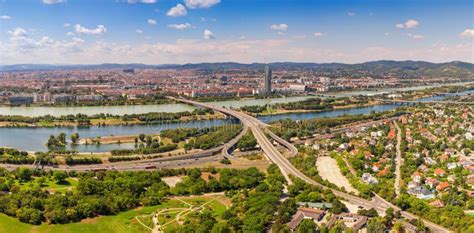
[{"x1": 1, "y1": 61, "x2": 472, "y2": 105}]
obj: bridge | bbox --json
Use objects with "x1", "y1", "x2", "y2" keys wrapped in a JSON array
[
  {"x1": 376, "y1": 99, "x2": 470, "y2": 105},
  {"x1": 171, "y1": 97, "x2": 452, "y2": 233}
]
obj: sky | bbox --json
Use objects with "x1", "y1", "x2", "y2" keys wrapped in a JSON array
[{"x1": 0, "y1": 0, "x2": 473, "y2": 65}]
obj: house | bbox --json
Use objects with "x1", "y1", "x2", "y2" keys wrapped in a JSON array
[
  {"x1": 370, "y1": 131, "x2": 383, "y2": 138},
  {"x1": 434, "y1": 168, "x2": 446, "y2": 177},
  {"x1": 447, "y1": 163, "x2": 458, "y2": 170},
  {"x1": 447, "y1": 175, "x2": 456, "y2": 183},
  {"x1": 425, "y1": 178, "x2": 438, "y2": 189},
  {"x1": 407, "y1": 186, "x2": 435, "y2": 199},
  {"x1": 288, "y1": 207, "x2": 326, "y2": 231},
  {"x1": 326, "y1": 213, "x2": 368, "y2": 232},
  {"x1": 429, "y1": 200, "x2": 445, "y2": 208},
  {"x1": 297, "y1": 202, "x2": 333, "y2": 209},
  {"x1": 436, "y1": 181, "x2": 449, "y2": 192},
  {"x1": 424, "y1": 157, "x2": 437, "y2": 166},
  {"x1": 466, "y1": 132, "x2": 474, "y2": 140},
  {"x1": 412, "y1": 171, "x2": 422, "y2": 183},
  {"x1": 362, "y1": 173, "x2": 378, "y2": 184},
  {"x1": 372, "y1": 163, "x2": 382, "y2": 172},
  {"x1": 337, "y1": 143, "x2": 349, "y2": 152},
  {"x1": 377, "y1": 167, "x2": 390, "y2": 177}
]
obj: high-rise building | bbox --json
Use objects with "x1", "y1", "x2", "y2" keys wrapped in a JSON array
[{"x1": 264, "y1": 65, "x2": 272, "y2": 94}]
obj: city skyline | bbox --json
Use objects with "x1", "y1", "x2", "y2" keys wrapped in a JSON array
[{"x1": 0, "y1": 0, "x2": 473, "y2": 64}]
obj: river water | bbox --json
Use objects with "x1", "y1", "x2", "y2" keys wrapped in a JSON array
[
  {"x1": 1, "y1": 82, "x2": 472, "y2": 117},
  {"x1": 0, "y1": 88, "x2": 472, "y2": 152}
]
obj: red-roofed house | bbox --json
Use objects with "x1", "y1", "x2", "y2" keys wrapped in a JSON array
[
  {"x1": 434, "y1": 168, "x2": 446, "y2": 177},
  {"x1": 436, "y1": 181, "x2": 449, "y2": 192}
]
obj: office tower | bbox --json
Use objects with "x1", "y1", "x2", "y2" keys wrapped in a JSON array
[{"x1": 264, "y1": 65, "x2": 272, "y2": 94}]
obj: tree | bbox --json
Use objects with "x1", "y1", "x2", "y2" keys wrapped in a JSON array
[
  {"x1": 70, "y1": 133, "x2": 80, "y2": 144},
  {"x1": 212, "y1": 222, "x2": 230, "y2": 233},
  {"x1": 17, "y1": 167, "x2": 32, "y2": 182},
  {"x1": 53, "y1": 171, "x2": 68, "y2": 183},
  {"x1": 367, "y1": 217, "x2": 386, "y2": 233},
  {"x1": 16, "y1": 207, "x2": 43, "y2": 225},
  {"x1": 296, "y1": 219, "x2": 316, "y2": 233},
  {"x1": 58, "y1": 132, "x2": 67, "y2": 145},
  {"x1": 139, "y1": 134, "x2": 146, "y2": 142}
]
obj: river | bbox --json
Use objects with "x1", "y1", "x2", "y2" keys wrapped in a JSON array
[
  {"x1": 0, "y1": 88, "x2": 472, "y2": 152},
  {"x1": 1, "y1": 82, "x2": 472, "y2": 117}
]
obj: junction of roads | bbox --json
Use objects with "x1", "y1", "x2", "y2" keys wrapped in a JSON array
[{"x1": 1, "y1": 97, "x2": 455, "y2": 232}]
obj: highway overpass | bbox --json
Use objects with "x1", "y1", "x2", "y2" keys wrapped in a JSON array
[{"x1": 171, "y1": 97, "x2": 452, "y2": 233}]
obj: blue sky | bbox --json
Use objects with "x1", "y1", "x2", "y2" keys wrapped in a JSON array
[{"x1": 0, "y1": 0, "x2": 473, "y2": 64}]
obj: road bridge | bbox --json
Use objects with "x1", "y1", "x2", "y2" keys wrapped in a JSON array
[
  {"x1": 171, "y1": 97, "x2": 452, "y2": 233},
  {"x1": 376, "y1": 99, "x2": 470, "y2": 105}
]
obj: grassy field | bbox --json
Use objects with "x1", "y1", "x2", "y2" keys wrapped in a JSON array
[
  {"x1": 0, "y1": 194, "x2": 229, "y2": 233},
  {"x1": 16, "y1": 177, "x2": 79, "y2": 194}
]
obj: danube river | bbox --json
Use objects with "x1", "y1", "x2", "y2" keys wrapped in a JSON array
[
  {"x1": 0, "y1": 87, "x2": 472, "y2": 152},
  {"x1": 1, "y1": 82, "x2": 472, "y2": 117}
]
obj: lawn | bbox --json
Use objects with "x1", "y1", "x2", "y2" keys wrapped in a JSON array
[
  {"x1": 0, "y1": 194, "x2": 230, "y2": 233},
  {"x1": 16, "y1": 177, "x2": 79, "y2": 194}
]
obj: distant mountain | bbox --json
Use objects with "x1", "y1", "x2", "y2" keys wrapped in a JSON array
[{"x1": 1, "y1": 60, "x2": 473, "y2": 78}]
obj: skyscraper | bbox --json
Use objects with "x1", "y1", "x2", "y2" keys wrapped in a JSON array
[{"x1": 264, "y1": 65, "x2": 272, "y2": 94}]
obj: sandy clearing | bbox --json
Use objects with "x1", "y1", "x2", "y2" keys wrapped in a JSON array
[
  {"x1": 161, "y1": 176, "x2": 184, "y2": 188},
  {"x1": 316, "y1": 156, "x2": 359, "y2": 195}
]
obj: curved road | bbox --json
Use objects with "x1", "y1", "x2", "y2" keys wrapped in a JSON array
[{"x1": 171, "y1": 97, "x2": 452, "y2": 233}]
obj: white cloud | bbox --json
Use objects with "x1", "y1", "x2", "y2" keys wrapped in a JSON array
[
  {"x1": 66, "y1": 32, "x2": 74, "y2": 36},
  {"x1": 0, "y1": 15, "x2": 11, "y2": 20},
  {"x1": 8, "y1": 27, "x2": 28, "y2": 37},
  {"x1": 314, "y1": 32, "x2": 323, "y2": 37},
  {"x1": 147, "y1": 19, "x2": 157, "y2": 25},
  {"x1": 75, "y1": 24, "x2": 107, "y2": 35},
  {"x1": 347, "y1": 12, "x2": 356, "y2": 16},
  {"x1": 270, "y1": 24, "x2": 288, "y2": 31},
  {"x1": 185, "y1": 0, "x2": 220, "y2": 9},
  {"x1": 167, "y1": 4, "x2": 187, "y2": 17},
  {"x1": 396, "y1": 19, "x2": 419, "y2": 29},
  {"x1": 136, "y1": 29, "x2": 143, "y2": 34},
  {"x1": 127, "y1": 0, "x2": 157, "y2": 3},
  {"x1": 204, "y1": 29, "x2": 215, "y2": 39},
  {"x1": 460, "y1": 29, "x2": 474, "y2": 38},
  {"x1": 384, "y1": 32, "x2": 390, "y2": 36},
  {"x1": 2, "y1": 36, "x2": 473, "y2": 65},
  {"x1": 168, "y1": 23, "x2": 193, "y2": 30},
  {"x1": 43, "y1": 0, "x2": 66, "y2": 4},
  {"x1": 408, "y1": 34, "x2": 424, "y2": 40},
  {"x1": 63, "y1": 23, "x2": 71, "y2": 27}
]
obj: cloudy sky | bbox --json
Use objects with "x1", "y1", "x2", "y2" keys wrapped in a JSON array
[{"x1": 0, "y1": 0, "x2": 473, "y2": 64}]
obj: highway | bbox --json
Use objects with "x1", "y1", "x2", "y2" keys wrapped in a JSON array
[
  {"x1": 376, "y1": 99, "x2": 471, "y2": 105},
  {"x1": 171, "y1": 97, "x2": 452, "y2": 233}
]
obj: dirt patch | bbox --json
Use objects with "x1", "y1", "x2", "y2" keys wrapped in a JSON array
[
  {"x1": 162, "y1": 176, "x2": 184, "y2": 188},
  {"x1": 80, "y1": 216, "x2": 100, "y2": 224},
  {"x1": 201, "y1": 172, "x2": 220, "y2": 182},
  {"x1": 316, "y1": 156, "x2": 359, "y2": 194},
  {"x1": 214, "y1": 195, "x2": 232, "y2": 208}
]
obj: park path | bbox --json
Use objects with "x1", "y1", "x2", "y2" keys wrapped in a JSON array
[{"x1": 394, "y1": 121, "x2": 402, "y2": 198}]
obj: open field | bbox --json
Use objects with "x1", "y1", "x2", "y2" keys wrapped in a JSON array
[
  {"x1": 316, "y1": 156, "x2": 359, "y2": 194},
  {"x1": 0, "y1": 194, "x2": 229, "y2": 233},
  {"x1": 16, "y1": 177, "x2": 79, "y2": 194}
]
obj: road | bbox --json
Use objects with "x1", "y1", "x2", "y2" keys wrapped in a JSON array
[
  {"x1": 171, "y1": 97, "x2": 452, "y2": 233},
  {"x1": 376, "y1": 99, "x2": 471, "y2": 105},
  {"x1": 394, "y1": 121, "x2": 402, "y2": 198}
]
